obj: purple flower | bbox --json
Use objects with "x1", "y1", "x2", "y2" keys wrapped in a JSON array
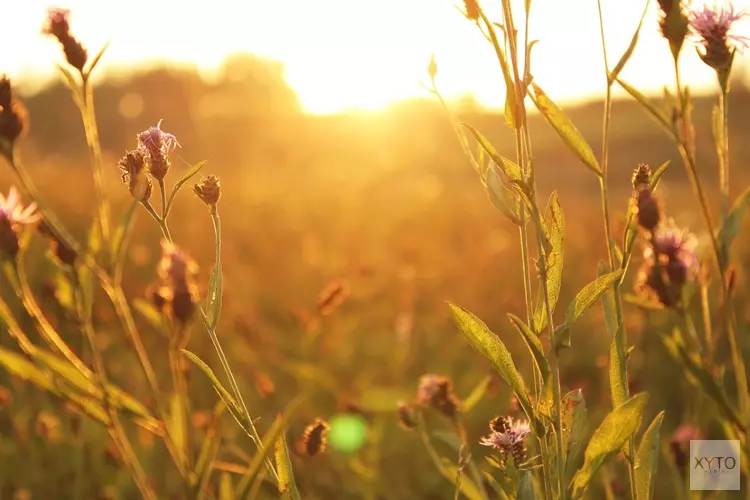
[
  {"x1": 480, "y1": 417, "x2": 530, "y2": 449},
  {"x1": 644, "y1": 219, "x2": 700, "y2": 277},
  {"x1": 42, "y1": 7, "x2": 72, "y2": 39},
  {"x1": 137, "y1": 119, "x2": 180, "y2": 159},
  {"x1": 689, "y1": 1, "x2": 750, "y2": 69},
  {"x1": 0, "y1": 187, "x2": 40, "y2": 225}
]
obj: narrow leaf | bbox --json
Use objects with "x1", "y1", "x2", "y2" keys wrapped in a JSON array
[
  {"x1": 533, "y1": 191, "x2": 565, "y2": 333},
  {"x1": 181, "y1": 350, "x2": 242, "y2": 420},
  {"x1": 275, "y1": 428, "x2": 301, "y2": 500},
  {"x1": 716, "y1": 187, "x2": 750, "y2": 268},
  {"x1": 563, "y1": 389, "x2": 588, "y2": 482},
  {"x1": 508, "y1": 313, "x2": 550, "y2": 384},
  {"x1": 609, "y1": 0, "x2": 649, "y2": 83},
  {"x1": 517, "y1": 470, "x2": 537, "y2": 500},
  {"x1": 570, "y1": 393, "x2": 649, "y2": 499},
  {"x1": 462, "y1": 124, "x2": 522, "y2": 180},
  {"x1": 530, "y1": 83, "x2": 601, "y2": 176},
  {"x1": 166, "y1": 160, "x2": 208, "y2": 214},
  {"x1": 650, "y1": 160, "x2": 671, "y2": 191},
  {"x1": 448, "y1": 303, "x2": 534, "y2": 422},
  {"x1": 219, "y1": 472, "x2": 234, "y2": 500},
  {"x1": 85, "y1": 40, "x2": 111, "y2": 76},
  {"x1": 206, "y1": 263, "x2": 223, "y2": 329},
  {"x1": 616, "y1": 78, "x2": 673, "y2": 135},
  {"x1": 168, "y1": 394, "x2": 187, "y2": 464},
  {"x1": 635, "y1": 412, "x2": 665, "y2": 500}
]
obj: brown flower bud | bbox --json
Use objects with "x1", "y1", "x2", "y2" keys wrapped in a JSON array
[
  {"x1": 118, "y1": 150, "x2": 152, "y2": 201},
  {"x1": 631, "y1": 163, "x2": 651, "y2": 190},
  {"x1": 635, "y1": 188, "x2": 661, "y2": 232},
  {"x1": 193, "y1": 175, "x2": 221, "y2": 207}
]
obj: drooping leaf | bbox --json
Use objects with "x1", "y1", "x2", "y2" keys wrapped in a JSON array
[
  {"x1": 635, "y1": 412, "x2": 665, "y2": 500},
  {"x1": 530, "y1": 83, "x2": 601, "y2": 176},
  {"x1": 555, "y1": 270, "x2": 624, "y2": 348},
  {"x1": 570, "y1": 393, "x2": 648, "y2": 499},
  {"x1": 485, "y1": 167, "x2": 522, "y2": 225},
  {"x1": 462, "y1": 124, "x2": 522, "y2": 180},
  {"x1": 275, "y1": 427, "x2": 301, "y2": 500},
  {"x1": 533, "y1": 191, "x2": 565, "y2": 333},
  {"x1": 480, "y1": 11, "x2": 519, "y2": 129},
  {"x1": 508, "y1": 313, "x2": 550, "y2": 385},
  {"x1": 609, "y1": 0, "x2": 650, "y2": 83},
  {"x1": 448, "y1": 303, "x2": 535, "y2": 423}
]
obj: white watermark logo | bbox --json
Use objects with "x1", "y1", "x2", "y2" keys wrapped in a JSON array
[{"x1": 690, "y1": 440, "x2": 740, "y2": 491}]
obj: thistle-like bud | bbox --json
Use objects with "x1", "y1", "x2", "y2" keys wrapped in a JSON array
[
  {"x1": 42, "y1": 8, "x2": 88, "y2": 72},
  {"x1": 631, "y1": 163, "x2": 651, "y2": 190},
  {"x1": 117, "y1": 150, "x2": 152, "y2": 202},
  {"x1": 416, "y1": 374, "x2": 459, "y2": 419},
  {"x1": 297, "y1": 418, "x2": 330, "y2": 457},
  {"x1": 657, "y1": 0, "x2": 689, "y2": 59},
  {"x1": 635, "y1": 188, "x2": 662, "y2": 233},
  {"x1": 0, "y1": 76, "x2": 28, "y2": 152},
  {"x1": 193, "y1": 175, "x2": 221, "y2": 207},
  {"x1": 137, "y1": 120, "x2": 180, "y2": 182}
]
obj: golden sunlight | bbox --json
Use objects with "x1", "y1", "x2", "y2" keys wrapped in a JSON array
[{"x1": 3, "y1": 0, "x2": 750, "y2": 114}]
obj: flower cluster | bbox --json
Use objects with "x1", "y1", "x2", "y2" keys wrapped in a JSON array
[
  {"x1": 42, "y1": 8, "x2": 88, "y2": 72},
  {"x1": 117, "y1": 121, "x2": 180, "y2": 200},
  {"x1": 150, "y1": 240, "x2": 200, "y2": 326},
  {"x1": 479, "y1": 416, "x2": 531, "y2": 466},
  {"x1": 0, "y1": 187, "x2": 40, "y2": 259},
  {"x1": 632, "y1": 164, "x2": 699, "y2": 308}
]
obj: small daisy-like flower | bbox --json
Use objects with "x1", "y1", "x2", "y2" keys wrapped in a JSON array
[
  {"x1": 0, "y1": 187, "x2": 40, "y2": 258},
  {"x1": 480, "y1": 416, "x2": 531, "y2": 465},
  {"x1": 688, "y1": 0, "x2": 750, "y2": 70}
]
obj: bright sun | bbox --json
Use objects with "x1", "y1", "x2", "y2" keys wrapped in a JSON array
[{"x1": 2, "y1": 0, "x2": 749, "y2": 114}]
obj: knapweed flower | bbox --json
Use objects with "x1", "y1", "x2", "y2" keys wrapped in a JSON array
[
  {"x1": 193, "y1": 175, "x2": 221, "y2": 208},
  {"x1": 636, "y1": 220, "x2": 699, "y2": 308},
  {"x1": 137, "y1": 120, "x2": 180, "y2": 181},
  {"x1": 298, "y1": 418, "x2": 330, "y2": 457},
  {"x1": 480, "y1": 416, "x2": 531, "y2": 465},
  {"x1": 634, "y1": 187, "x2": 662, "y2": 233},
  {"x1": 688, "y1": 0, "x2": 750, "y2": 71},
  {"x1": 416, "y1": 374, "x2": 459, "y2": 419},
  {"x1": 0, "y1": 76, "x2": 28, "y2": 150},
  {"x1": 42, "y1": 8, "x2": 88, "y2": 72},
  {"x1": 0, "y1": 187, "x2": 40, "y2": 258},
  {"x1": 117, "y1": 149, "x2": 152, "y2": 201},
  {"x1": 153, "y1": 240, "x2": 199, "y2": 325}
]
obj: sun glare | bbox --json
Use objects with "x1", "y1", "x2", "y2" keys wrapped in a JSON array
[{"x1": 3, "y1": 0, "x2": 750, "y2": 114}]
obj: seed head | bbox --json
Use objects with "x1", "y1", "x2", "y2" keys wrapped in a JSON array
[
  {"x1": 480, "y1": 416, "x2": 531, "y2": 466},
  {"x1": 193, "y1": 175, "x2": 221, "y2": 207},
  {"x1": 688, "y1": 1, "x2": 750, "y2": 72},
  {"x1": 416, "y1": 374, "x2": 459, "y2": 419},
  {"x1": 42, "y1": 8, "x2": 88, "y2": 72},
  {"x1": 117, "y1": 149, "x2": 152, "y2": 201},
  {"x1": 0, "y1": 187, "x2": 41, "y2": 259},
  {"x1": 298, "y1": 418, "x2": 330, "y2": 457},
  {"x1": 631, "y1": 163, "x2": 651, "y2": 190}
]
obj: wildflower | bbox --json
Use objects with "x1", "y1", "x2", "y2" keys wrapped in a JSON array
[
  {"x1": 193, "y1": 175, "x2": 221, "y2": 207},
  {"x1": 688, "y1": 0, "x2": 750, "y2": 71},
  {"x1": 416, "y1": 374, "x2": 459, "y2": 419},
  {"x1": 298, "y1": 418, "x2": 330, "y2": 457},
  {"x1": 155, "y1": 240, "x2": 200, "y2": 325},
  {"x1": 38, "y1": 221, "x2": 77, "y2": 267},
  {"x1": 396, "y1": 401, "x2": 418, "y2": 431},
  {"x1": 0, "y1": 76, "x2": 28, "y2": 151},
  {"x1": 658, "y1": 0, "x2": 690, "y2": 57},
  {"x1": 137, "y1": 120, "x2": 180, "y2": 181},
  {"x1": 636, "y1": 220, "x2": 699, "y2": 308},
  {"x1": 117, "y1": 149, "x2": 151, "y2": 201},
  {"x1": 42, "y1": 8, "x2": 88, "y2": 72},
  {"x1": 480, "y1": 416, "x2": 531, "y2": 465},
  {"x1": 0, "y1": 187, "x2": 40, "y2": 259}
]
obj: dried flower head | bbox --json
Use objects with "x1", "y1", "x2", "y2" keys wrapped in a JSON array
[
  {"x1": 155, "y1": 240, "x2": 200, "y2": 324},
  {"x1": 0, "y1": 76, "x2": 28, "y2": 151},
  {"x1": 632, "y1": 163, "x2": 651, "y2": 190},
  {"x1": 117, "y1": 149, "x2": 152, "y2": 201},
  {"x1": 42, "y1": 7, "x2": 88, "y2": 72},
  {"x1": 396, "y1": 401, "x2": 418, "y2": 431},
  {"x1": 193, "y1": 175, "x2": 221, "y2": 207},
  {"x1": 658, "y1": 0, "x2": 690, "y2": 57},
  {"x1": 688, "y1": 0, "x2": 750, "y2": 71},
  {"x1": 298, "y1": 418, "x2": 330, "y2": 457},
  {"x1": 480, "y1": 416, "x2": 531, "y2": 465},
  {"x1": 636, "y1": 220, "x2": 699, "y2": 308},
  {"x1": 0, "y1": 187, "x2": 40, "y2": 258},
  {"x1": 416, "y1": 374, "x2": 459, "y2": 418},
  {"x1": 137, "y1": 120, "x2": 180, "y2": 181}
]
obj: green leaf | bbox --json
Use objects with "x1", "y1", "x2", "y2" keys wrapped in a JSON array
[
  {"x1": 650, "y1": 160, "x2": 671, "y2": 191},
  {"x1": 598, "y1": 262, "x2": 627, "y2": 409},
  {"x1": 608, "y1": 0, "x2": 649, "y2": 83},
  {"x1": 508, "y1": 313, "x2": 550, "y2": 385},
  {"x1": 0, "y1": 346, "x2": 56, "y2": 391},
  {"x1": 235, "y1": 396, "x2": 304, "y2": 499},
  {"x1": 165, "y1": 160, "x2": 208, "y2": 215},
  {"x1": 555, "y1": 270, "x2": 624, "y2": 348},
  {"x1": 168, "y1": 393, "x2": 187, "y2": 467},
  {"x1": 275, "y1": 427, "x2": 301, "y2": 500},
  {"x1": 533, "y1": 191, "x2": 565, "y2": 333},
  {"x1": 483, "y1": 472, "x2": 511, "y2": 499},
  {"x1": 85, "y1": 40, "x2": 110, "y2": 77},
  {"x1": 480, "y1": 11, "x2": 519, "y2": 129},
  {"x1": 448, "y1": 303, "x2": 535, "y2": 423},
  {"x1": 206, "y1": 262, "x2": 223, "y2": 330},
  {"x1": 716, "y1": 187, "x2": 750, "y2": 269},
  {"x1": 570, "y1": 393, "x2": 648, "y2": 499},
  {"x1": 616, "y1": 78, "x2": 673, "y2": 135},
  {"x1": 516, "y1": 470, "x2": 537, "y2": 500},
  {"x1": 485, "y1": 167, "x2": 522, "y2": 226},
  {"x1": 530, "y1": 83, "x2": 601, "y2": 176},
  {"x1": 181, "y1": 350, "x2": 245, "y2": 429},
  {"x1": 219, "y1": 472, "x2": 234, "y2": 500},
  {"x1": 460, "y1": 375, "x2": 493, "y2": 413},
  {"x1": 462, "y1": 124, "x2": 522, "y2": 180},
  {"x1": 563, "y1": 389, "x2": 588, "y2": 482},
  {"x1": 635, "y1": 411, "x2": 665, "y2": 500},
  {"x1": 56, "y1": 64, "x2": 82, "y2": 105}
]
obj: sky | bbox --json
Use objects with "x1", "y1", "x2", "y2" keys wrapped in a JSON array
[{"x1": 2, "y1": 0, "x2": 749, "y2": 114}]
